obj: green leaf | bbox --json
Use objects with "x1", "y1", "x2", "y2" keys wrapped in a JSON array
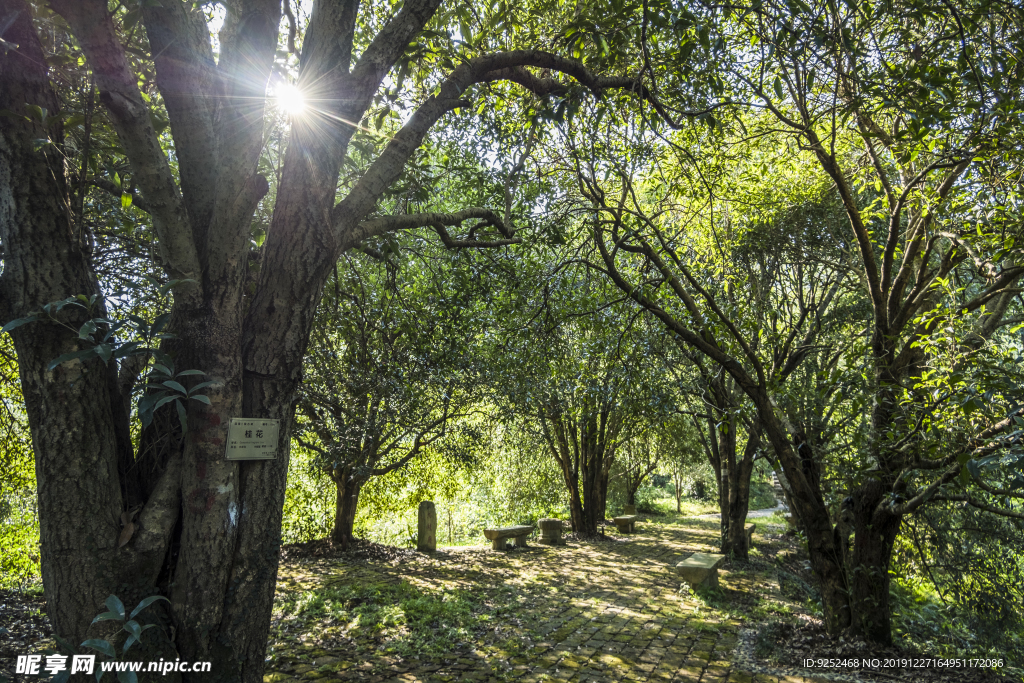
[
  {"x1": 152, "y1": 395, "x2": 179, "y2": 412},
  {"x1": 188, "y1": 380, "x2": 217, "y2": 394},
  {"x1": 105, "y1": 595, "x2": 126, "y2": 620},
  {"x1": 2, "y1": 315, "x2": 39, "y2": 334},
  {"x1": 90, "y1": 611, "x2": 123, "y2": 625},
  {"x1": 95, "y1": 344, "x2": 113, "y2": 364},
  {"x1": 122, "y1": 620, "x2": 143, "y2": 650},
  {"x1": 966, "y1": 458, "x2": 981, "y2": 481},
  {"x1": 176, "y1": 400, "x2": 188, "y2": 433},
  {"x1": 47, "y1": 348, "x2": 97, "y2": 371},
  {"x1": 129, "y1": 595, "x2": 169, "y2": 619},
  {"x1": 81, "y1": 639, "x2": 116, "y2": 659},
  {"x1": 151, "y1": 363, "x2": 173, "y2": 377},
  {"x1": 151, "y1": 313, "x2": 172, "y2": 336},
  {"x1": 121, "y1": 193, "x2": 132, "y2": 209},
  {"x1": 162, "y1": 380, "x2": 188, "y2": 394},
  {"x1": 112, "y1": 341, "x2": 144, "y2": 359},
  {"x1": 190, "y1": 394, "x2": 212, "y2": 405},
  {"x1": 158, "y1": 278, "x2": 196, "y2": 295}
]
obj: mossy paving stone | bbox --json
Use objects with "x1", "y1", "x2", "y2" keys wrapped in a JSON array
[{"x1": 264, "y1": 519, "x2": 795, "y2": 683}]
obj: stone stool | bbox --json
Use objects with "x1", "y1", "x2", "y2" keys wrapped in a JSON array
[
  {"x1": 676, "y1": 552, "x2": 726, "y2": 589},
  {"x1": 537, "y1": 518, "x2": 564, "y2": 545}
]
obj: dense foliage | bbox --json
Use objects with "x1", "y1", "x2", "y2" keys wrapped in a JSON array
[{"x1": 1, "y1": 0, "x2": 1022, "y2": 680}]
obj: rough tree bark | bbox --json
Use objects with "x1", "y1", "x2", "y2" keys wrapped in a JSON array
[
  {"x1": 330, "y1": 469, "x2": 363, "y2": 548},
  {"x1": 690, "y1": 374, "x2": 760, "y2": 561},
  {"x1": 722, "y1": 424, "x2": 759, "y2": 562}
]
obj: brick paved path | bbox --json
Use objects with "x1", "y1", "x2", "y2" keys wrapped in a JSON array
[{"x1": 265, "y1": 518, "x2": 828, "y2": 683}]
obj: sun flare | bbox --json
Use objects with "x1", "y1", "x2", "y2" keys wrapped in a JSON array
[{"x1": 274, "y1": 82, "x2": 307, "y2": 117}]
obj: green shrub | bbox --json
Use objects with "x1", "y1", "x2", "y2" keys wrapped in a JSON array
[
  {"x1": 634, "y1": 483, "x2": 664, "y2": 513},
  {"x1": 748, "y1": 480, "x2": 777, "y2": 510},
  {"x1": 0, "y1": 491, "x2": 41, "y2": 590}
]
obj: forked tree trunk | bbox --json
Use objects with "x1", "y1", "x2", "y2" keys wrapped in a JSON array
[
  {"x1": 567, "y1": 484, "x2": 586, "y2": 534},
  {"x1": 754, "y1": 392, "x2": 851, "y2": 633},
  {"x1": 722, "y1": 426, "x2": 759, "y2": 561},
  {"x1": 1, "y1": 5, "x2": 185, "y2": 675},
  {"x1": 541, "y1": 404, "x2": 618, "y2": 536},
  {"x1": 0, "y1": 4, "x2": 134, "y2": 636}
]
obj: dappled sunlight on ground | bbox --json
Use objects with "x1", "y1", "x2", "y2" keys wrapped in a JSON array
[{"x1": 264, "y1": 514, "x2": 829, "y2": 682}]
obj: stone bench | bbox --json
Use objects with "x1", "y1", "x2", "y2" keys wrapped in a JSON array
[
  {"x1": 483, "y1": 525, "x2": 535, "y2": 550},
  {"x1": 613, "y1": 515, "x2": 638, "y2": 533},
  {"x1": 537, "y1": 518, "x2": 565, "y2": 546},
  {"x1": 675, "y1": 552, "x2": 726, "y2": 589},
  {"x1": 745, "y1": 522, "x2": 756, "y2": 545}
]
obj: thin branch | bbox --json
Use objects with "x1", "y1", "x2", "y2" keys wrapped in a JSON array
[
  {"x1": 90, "y1": 178, "x2": 151, "y2": 213},
  {"x1": 50, "y1": 0, "x2": 201, "y2": 287},
  {"x1": 931, "y1": 493, "x2": 1024, "y2": 519}
]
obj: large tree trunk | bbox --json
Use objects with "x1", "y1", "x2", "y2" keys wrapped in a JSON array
[
  {"x1": 0, "y1": 5, "x2": 183, "y2": 673},
  {"x1": 579, "y1": 456, "x2": 600, "y2": 535},
  {"x1": 330, "y1": 471, "x2": 363, "y2": 548},
  {"x1": 1, "y1": 1, "x2": 128, "y2": 636},
  {"x1": 848, "y1": 478, "x2": 901, "y2": 644},
  {"x1": 541, "y1": 406, "x2": 617, "y2": 536},
  {"x1": 567, "y1": 485, "x2": 586, "y2": 534}
]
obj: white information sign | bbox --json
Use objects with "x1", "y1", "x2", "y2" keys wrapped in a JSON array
[{"x1": 225, "y1": 418, "x2": 280, "y2": 460}]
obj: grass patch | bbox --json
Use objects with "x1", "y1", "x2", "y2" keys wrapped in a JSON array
[{"x1": 670, "y1": 500, "x2": 720, "y2": 517}]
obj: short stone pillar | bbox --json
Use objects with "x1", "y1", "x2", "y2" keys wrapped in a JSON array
[
  {"x1": 417, "y1": 501, "x2": 436, "y2": 552},
  {"x1": 676, "y1": 552, "x2": 726, "y2": 589},
  {"x1": 624, "y1": 504, "x2": 637, "y2": 516},
  {"x1": 538, "y1": 518, "x2": 564, "y2": 545}
]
